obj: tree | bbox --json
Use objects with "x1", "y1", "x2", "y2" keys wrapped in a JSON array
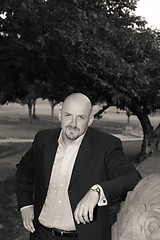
[
  {"x1": 68, "y1": 1, "x2": 160, "y2": 160},
  {"x1": 108, "y1": 28, "x2": 160, "y2": 160},
  {"x1": 44, "y1": 0, "x2": 160, "y2": 160},
  {"x1": 1, "y1": 0, "x2": 160, "y2": 159},
  {"x1": 91, "y1": 28, "x2": 160, "y2": 160},
  {"x1": 16, "y1": 79, "x2": 43, "y2": 123},
  {"x1": 0, "y1": 0, "x2": 82, "y2": 111}
]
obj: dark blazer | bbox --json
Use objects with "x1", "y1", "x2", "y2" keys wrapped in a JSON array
[{"x1": 16, "y1": 127, "x2": 141, "y2": 240}]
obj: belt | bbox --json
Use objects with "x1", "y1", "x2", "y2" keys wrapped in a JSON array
[{"x1": 39, "y1": 223, "x2": 78, "y2": 238}]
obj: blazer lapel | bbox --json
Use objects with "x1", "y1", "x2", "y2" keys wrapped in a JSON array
[{"x1": 69, "y1": 129, "x2": 93, "y2": 187}]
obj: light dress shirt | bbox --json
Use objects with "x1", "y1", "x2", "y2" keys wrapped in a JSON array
[
  {"x1": 39, "y1": 131, "x2": 84, "y2": 230},
  {"x1": 21, "y1": 130, "x2": 107, "y2": 231}
]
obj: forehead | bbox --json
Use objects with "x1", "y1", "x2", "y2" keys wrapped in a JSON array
[{"x1": 62, "y1": 100, "x2": 91, "y2": 116}]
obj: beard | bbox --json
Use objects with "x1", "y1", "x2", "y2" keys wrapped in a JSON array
[{"x1": 64, "y1": 125, "x2": 81, "y2": 140}]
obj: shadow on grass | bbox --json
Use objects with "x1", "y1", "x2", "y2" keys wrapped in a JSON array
[
  {"x1": 0, "y1": 172, "x2": 29, "y2": 240},
  {"x1": 0, "y1": 143, "x2": 32, "y2": 159}
]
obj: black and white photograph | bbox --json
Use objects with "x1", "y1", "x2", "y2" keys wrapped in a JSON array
[{"x1": 0, "y1": 0, "x2": 160, "y2": 239}]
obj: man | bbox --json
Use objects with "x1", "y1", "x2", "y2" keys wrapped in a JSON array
[{"x1": 16, "y1": 93, "x2": 141, "y2": 240}]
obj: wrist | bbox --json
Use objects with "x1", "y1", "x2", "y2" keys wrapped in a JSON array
[{"x1": 90, "y1": 185, "x2": 101, "y2": 200}]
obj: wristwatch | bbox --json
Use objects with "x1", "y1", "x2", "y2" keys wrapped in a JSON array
[{"x1": 90, "y1": 185, "x2": 101, "y2": 197}]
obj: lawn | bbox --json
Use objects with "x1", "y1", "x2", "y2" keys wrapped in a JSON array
[{"x1": 0, "y1": 104, "x2": 147, "y2": 240}]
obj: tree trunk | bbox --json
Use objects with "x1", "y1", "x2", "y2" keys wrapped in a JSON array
[
  {"x1": 27, "y1": 103, "x2": 33, "y2": 124},
  {"x1": 51, "y1": 105, "x2": 54, "y2": 118},
  {"x1": 48, "y1": 99, "x2": 57, "y2": 119},
  {"x1": 33, "y1": 101, "x2": 36, "y2": 119},
  {"x1": 33, "y1": 100, "x2": 38, "y2": 119},
  {"x1": 127, "y1": 115, "x2": 130, "y2": 124},
  {"x1": 136, "y1": 111, "x2": 155, "y2": 161}
]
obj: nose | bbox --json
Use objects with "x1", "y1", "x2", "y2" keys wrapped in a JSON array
[{"x1": 70, "y1": 117, "x2": 77, "y2": 127}]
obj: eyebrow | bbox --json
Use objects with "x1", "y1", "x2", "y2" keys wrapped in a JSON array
[
  {"x1": 64, "y1": 112, "x2": 86, "y2": 117},
  {"x1": 64, "y1": 112, "x2": 71, "y2": 115}
]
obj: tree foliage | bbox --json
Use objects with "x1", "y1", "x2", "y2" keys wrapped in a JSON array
[{"x1": 0, "y1": 0, "x2": 160, "y2": 159}]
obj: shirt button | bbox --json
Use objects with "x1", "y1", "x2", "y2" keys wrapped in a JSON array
[
  {"x1": 103, "y1": 200, "x2": 106, "y2": 203},
  {"x1": 58, "y1": 200, "x2": 62, "y2": 204},
  {"x1": 60, "y1": 184, "x2": 64, "y2": 187}
]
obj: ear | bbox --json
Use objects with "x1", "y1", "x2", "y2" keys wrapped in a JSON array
[
  {"x1": 58, "y1": 109, "x2": 62, "y2": 122},
  {"x1": 88, "y1": 114, "x2": 94, "y2": 126}
]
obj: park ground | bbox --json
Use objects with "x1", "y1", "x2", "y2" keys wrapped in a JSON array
[{"x1": 0, "y1": 100, "x2": 160, "y2": 240}]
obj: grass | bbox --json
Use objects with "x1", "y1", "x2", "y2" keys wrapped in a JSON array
[
  {"x1": 0, "y1": 143, "x2": 30, "y2": 240},
  {"x1": 0, "y1": 174, "x2": 29, "y2": 240}
]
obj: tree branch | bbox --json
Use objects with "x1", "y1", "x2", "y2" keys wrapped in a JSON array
[{"x1": 94, "y1": 104, "x2": 111, "y2": 118}]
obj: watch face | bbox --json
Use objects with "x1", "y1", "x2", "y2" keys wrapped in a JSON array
[{"x1": 92, "y1": 186, "x2": 100, "y2": 193}]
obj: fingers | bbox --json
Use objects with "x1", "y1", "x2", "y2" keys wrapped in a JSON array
[
  {"x1": 88, "y1": 208, "x2": 93, "y2": 222},
  {"x1": 74, "y1": 204, "x2": 93, "y2": 224},
  {"x1": 83, "y1": 208, "x2": 90, "y2": 223},
  {"x1": 21, "y1": 206, "x2": 35, "y2": 233},
  {"x1": 23, "y1": 218, "x2": 35, "y2": 233},
  {"x1": 74, "y1": 189, "x2": 99, "y2": 225}
]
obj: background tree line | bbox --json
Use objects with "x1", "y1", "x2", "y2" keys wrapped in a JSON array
[{"x1": 0, "y1": 0, "x2": 160, "y2": 160}]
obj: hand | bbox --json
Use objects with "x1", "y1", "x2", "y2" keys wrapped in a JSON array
[
  {"x1": 74, "y1": 189, "x2": 99, "y2": 225},
  {"x1": 21, "y1": 206, "x2": 35, "y2": 233}
]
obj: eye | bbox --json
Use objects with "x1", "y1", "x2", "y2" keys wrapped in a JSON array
[
  {"x1": 64, "y1": 113, "x2": 71, "y2": 117},
  {"x1": 78, "y1": 115, "x2": 85, "y2": 120}
]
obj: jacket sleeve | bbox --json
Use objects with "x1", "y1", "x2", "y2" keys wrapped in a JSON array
[
  {"x1": 16, "y1": 135, "x2": 37, "y2": 210},
  {"x1": 100, "y1": 137, "x2": 141, "y2": 205}
]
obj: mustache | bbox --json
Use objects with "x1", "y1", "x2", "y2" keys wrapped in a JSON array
[{"x1": 66, "y1": 125, "x2": 80, "y2": 131}]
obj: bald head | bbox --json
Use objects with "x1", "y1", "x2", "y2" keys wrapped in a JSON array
[
  {"x1": 62, "y1": 93, "x2": 92, "y2": 116},
  {"x1": 59, "y1": 93, "x2": 93, "y2": 144}
]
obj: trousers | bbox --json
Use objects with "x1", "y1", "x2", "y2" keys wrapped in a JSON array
[{"x1": 30, "y1": 224, "x2": 79, "y2": 240}]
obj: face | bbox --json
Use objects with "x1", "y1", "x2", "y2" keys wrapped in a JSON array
[{"x1": 59, "y1": 98, "x2": 93, "y2": 143}]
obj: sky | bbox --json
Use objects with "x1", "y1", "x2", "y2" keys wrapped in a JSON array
[{"x1": 136, "y1": 0, "x2": 160, "y2": 29}]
